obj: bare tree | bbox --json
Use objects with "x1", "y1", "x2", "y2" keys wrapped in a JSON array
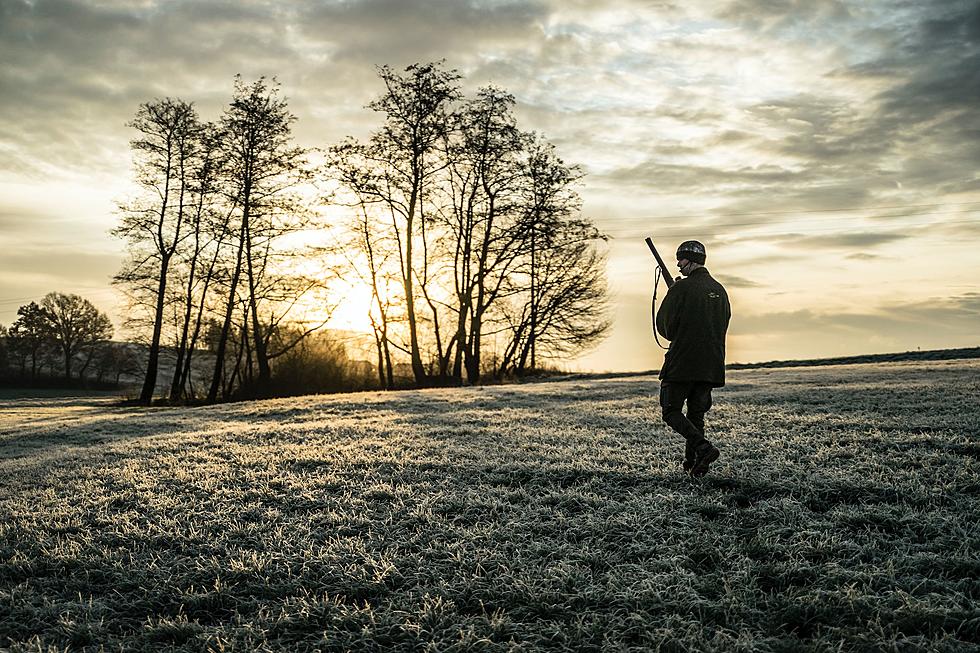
[
  {"x1": 329, "y1": 65, "x2": 611, "y2": 385},
  {"x1": 521, "y1": 139, "x2": 586, "y2": 369},
  {"x1": 354, "y1": 61, "x2": 462, "y2": 386},
  {"x1": 114, "y1": 98, "x2": 201, "y2": 404},
  {"x1": 92, "y1": 343, "x2": 141, "y2": 386},
  {"x1": 355, "y1": 207, "x2": 399, "y2": 390},
  {"x1": 207, "y1": 76, "x2": 311, "y2": 402},
  {"x1": 497, "y1": 140, "x2": 611, "y2": 375},
  {"x1": 40, "y1": 292, "x2": 113, "y2": 381},
  {"x1": 510, "y1": 235, "x2": 610, "y2": 374},
  {"x1": 440, "y1": 86, "x2": 530, "y2": 383},
  {"x1": 168, "y1": 122, "x2": 228, "y2": 401}
]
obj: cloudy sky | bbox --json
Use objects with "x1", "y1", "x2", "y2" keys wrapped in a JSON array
[{"x1": 1, "y1": 0, "x2": 978, "y2": 372}]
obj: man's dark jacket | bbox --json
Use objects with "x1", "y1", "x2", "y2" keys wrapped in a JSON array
[{"x1": 656, "y1": 267, "x2": 731, "y2": 387}]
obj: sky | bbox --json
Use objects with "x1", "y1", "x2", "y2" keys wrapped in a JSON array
[{"x1": 1, "y1": 0, "x2": 978, "y2": 372}]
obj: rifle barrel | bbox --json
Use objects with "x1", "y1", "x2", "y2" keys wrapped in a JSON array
[{"x1": 645, "y1": 237, "x2": 676, "y2": 288}]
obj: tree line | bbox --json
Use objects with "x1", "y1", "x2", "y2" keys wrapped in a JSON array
[
  {"x1": 0, "y1": 293, "x2": 132, "y2": 387},
  {"x1": 113, "y1": 61, "x2": 612, "y2": 405}
]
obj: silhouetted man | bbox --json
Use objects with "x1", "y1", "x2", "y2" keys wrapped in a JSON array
[{"x1": 656, "y1": 240, "x2": 731, "y2": 477}]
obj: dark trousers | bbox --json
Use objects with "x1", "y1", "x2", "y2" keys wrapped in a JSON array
[{"x1": 660, "y1": 381, "x2": 714, "y2": 459}]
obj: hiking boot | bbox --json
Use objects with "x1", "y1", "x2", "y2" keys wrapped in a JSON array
[
  {"x1": 683, "y1": 441, "x2": 696, "y2": 474},
  {"x1": 690, "y1": 441, "x2": 719, "y2": 478}
]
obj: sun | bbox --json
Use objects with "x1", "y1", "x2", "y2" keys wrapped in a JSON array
[{"x1": 325, "y1": 281, "x2": 377, "y2": 334}]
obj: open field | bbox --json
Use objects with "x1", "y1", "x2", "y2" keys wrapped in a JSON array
[{"x1": 1, "y1": 359, "x2": 979, "y2": 651}]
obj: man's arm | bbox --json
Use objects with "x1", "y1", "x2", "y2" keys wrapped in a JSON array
[{"x1": 656, "y1": 284, "x2": 682, "y2": 340}]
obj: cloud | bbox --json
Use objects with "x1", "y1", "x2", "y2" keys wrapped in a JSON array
[
  {"x1": 0, "y1": 247, "x2": 119, "y2": 284},
  {"x1": 935, "y1": 212, "x2": 980, "y2": 238},
  {"x1": 731, "y1": 294, "x2": 980, "y2": 340},
  {"x1": 0, "y1": 0, "x2": 304, "y2": 177},
  {"x1": 871, "y1": 2, "x2": 980, "y2": 120},
  {"x1": 716, "y1": 0, "x2": 855, "y2": 34},
  {"x1": 845, "y1": 252, "x2": 883, "y2": 261},
  {"x1": 829, "y1": 1, "x2": 980, "y2": 195},
  {"x1": 606, "y1": 161, "x2": 803, "y2": 190},
  {"x1": 7, "y1": 0, "x2": 975, "y2": 205},
  {"x1": 594, "y1": 0, "x2": 980, "y2": 248},
  {"x1": 754, "y1": 231, "x2": 910, "y2": 250},
  {"x1": 713, "y1": 274, "x2": 763, "y2": 289},
  {"x1": 0, "y1": 0, "x2": 628, "y2": 175},
  {"x1": 0, "y1": 211, "x2": 40, "y2": 235},
  {"x1": 295, "y1": 0, "x2": 549, "y2": 67}
]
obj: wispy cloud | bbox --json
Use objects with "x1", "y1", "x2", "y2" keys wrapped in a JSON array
[
  {"x1": 755, "y1": 231, "x2": 910, "y2": 250},
  {"x1": 732, "y1": 293, "x2": 980, "y2": 339}
]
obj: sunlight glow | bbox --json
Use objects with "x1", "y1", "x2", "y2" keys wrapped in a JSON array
[{"x1": 326, "y1": 281, "x2": 377, "y2": 334}]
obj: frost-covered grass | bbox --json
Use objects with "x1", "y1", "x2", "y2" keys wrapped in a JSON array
[{"x1": 1, "y1": 359, "x2": 978, "y2": 652}]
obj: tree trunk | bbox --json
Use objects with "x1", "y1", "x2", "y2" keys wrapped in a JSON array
[
  {"x1": 140, "y1": 253, "x2": 170, "y2": 404},
  {"x1": 206, "y1": 216, "x2": 246, "y2": 404},
  {"x1": 530, "y1": 225, "x2": 537, "y2": 370},
  {"x1": 62, "y1": 342, "x2": 72, "y2": 382},
  {"x1": 244, "y1": 211, "x2": 271, "y2": 390},
  {"x1": 403, "y1": 213, "x2": 426, "y2": 384},
  {"x1": 170, "y1": 215, "x2": 203, "y2": 400},
  {"x1": 182, "y1": 221, "x2": 225, "y2": 400},
  {"x1": 373, "y1": 327, "x2": 386, "y2": 389}
]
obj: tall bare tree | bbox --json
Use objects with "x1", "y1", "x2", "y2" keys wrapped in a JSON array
[
  {"x1": 441, "y1": 86, "x2": 529, "y2": 383},
  {"x1": 114, "y1": 97, "x2": 201, "y2": 404},
  {"x1": 517, "y1": 139, "x2": 596, "y2": 370},
  {"x1": 498, "y1": 163, "x2": 611, "y2": 375},
  {"x1": 496, "y1": 137, "x2": 612, "y2": 375},
  {"x1": 329, "y1": 65, "x2": 611, "y2": 386},
  {"x1": 167, "y1": 122, "x2": 227, "y2": 401},
  {"x1": 502, "y1": 225, "x2": 611, "y2": 374},
  {"x1": 207, "y1": 76, "x2": 311, "y2": 401},
  {"x1": 357, "y1": 61, "x2": 461, "y2": 385}
]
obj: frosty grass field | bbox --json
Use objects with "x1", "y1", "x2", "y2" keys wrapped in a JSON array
[{"x1": 1, "y1": 359, "x2": 979, "y2": 652}]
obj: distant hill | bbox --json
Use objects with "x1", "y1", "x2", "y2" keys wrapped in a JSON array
[
  {"x1": 550, "y1": 346, "x2": 980, "y2": 382},
  {"x1": 727, "y1": 346, "x2": 980, "y2": 370}
]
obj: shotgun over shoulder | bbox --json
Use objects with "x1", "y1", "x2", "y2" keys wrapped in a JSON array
[{"x1": 645, "y1": 237, "x2": 676, "y2": 288}]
